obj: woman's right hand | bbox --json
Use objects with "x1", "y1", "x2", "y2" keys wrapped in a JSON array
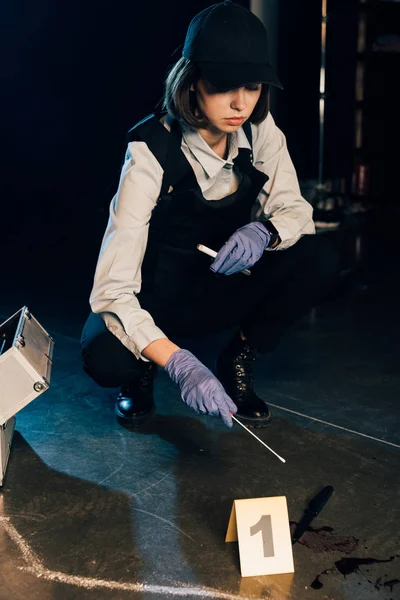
[{"x1": 164, "y1": 349, "x2": 237, "y2": 427}]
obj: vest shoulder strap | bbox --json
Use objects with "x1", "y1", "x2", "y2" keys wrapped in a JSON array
[
  {"x1": 126, "y1": 112, "x2": 170, "y2": 170},
  {"x1": 126, "y1": 112, "x2": 191, "y2": 198}
]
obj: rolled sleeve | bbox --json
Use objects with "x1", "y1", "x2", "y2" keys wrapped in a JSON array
[
  {"x1": 252, "y1": 114, "x2": 315, "y2": 250},
  {"x1": 89, "y1": 141, "x2": 168, "y2": 361}
]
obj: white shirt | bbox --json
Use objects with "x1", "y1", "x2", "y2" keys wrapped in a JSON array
[{"x1": 89, "y1": 113, "x2": 315, "y2": 361}]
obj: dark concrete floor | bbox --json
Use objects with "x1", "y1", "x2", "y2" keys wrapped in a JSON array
[{"x1": 1, "y1": 211, "x2": 399, "y2": 600}]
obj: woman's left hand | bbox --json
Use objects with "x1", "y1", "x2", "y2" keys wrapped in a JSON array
[{"x1": 210, "y1": 222, "x2": 271, "y2": 276}]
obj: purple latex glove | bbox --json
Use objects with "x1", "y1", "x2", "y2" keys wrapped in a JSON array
[
  {"x1": 210, "y1": 222, "x2": 270, "y2": 276},
  {"x1": 164, "y1": 349, "x2": 237, "y2": 427}
]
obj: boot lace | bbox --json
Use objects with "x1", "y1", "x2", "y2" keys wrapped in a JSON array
[
  {"x1": 234, "y1": 345, "x2": 256, "y2": 395},
  {"x1": 122, "y1": 364, "x2": 156, "y2": 396},
  {"x1": 138, "y1": 364, "x2": 156, "y2": 390}
]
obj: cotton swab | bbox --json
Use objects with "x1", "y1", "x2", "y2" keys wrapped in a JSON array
[
  {"x1": 230, "y1": 414, "x2": 286, "y2": 463},
  {"x1": 196, "y1": 244, "x2": 251, "y2": 276}
]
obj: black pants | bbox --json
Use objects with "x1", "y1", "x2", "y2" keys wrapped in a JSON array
[{"x1": 81, "y1": 235, "x2": 339, "y2": 388}]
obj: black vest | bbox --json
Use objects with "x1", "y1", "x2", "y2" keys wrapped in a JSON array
[{"x1": 126, "y1": 114, "x2": 269, "y2": 322}]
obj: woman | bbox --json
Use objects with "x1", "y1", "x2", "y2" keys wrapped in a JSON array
[{"x1": 81, "y1": 1, "x2": 338, "y2": 430}]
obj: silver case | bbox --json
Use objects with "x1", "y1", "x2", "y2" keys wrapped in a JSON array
[
  {"x1": 0, "y1": 306, "x2": 54, "y2": 426},
  {"x1": 0, "y1": 417, "x2": 15, "y2": 486}
]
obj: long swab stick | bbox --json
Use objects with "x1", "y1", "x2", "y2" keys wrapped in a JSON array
[{"x1": 230, "y1": 414, "x2": 286, "y2": 463}]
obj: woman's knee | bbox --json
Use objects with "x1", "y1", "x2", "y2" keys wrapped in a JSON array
[
  {"x1": 81, "y1": 333, "x2": 119, "y2": 387},
  {"x1": 80, "y1": 313, "x2": 135, "y2": 388}
]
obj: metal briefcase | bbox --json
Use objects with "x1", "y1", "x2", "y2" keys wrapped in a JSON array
[
  {"x1": 0, "y1": 306, "x2": 54, "y2": 486},
  {"x1": 0, "y1": 306, "x2": 54, "y2": 425},
  {"x1": 0, "y1": 417, "x2": 15, "y2": 486}
]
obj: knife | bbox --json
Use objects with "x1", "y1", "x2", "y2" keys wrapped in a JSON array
[{"x1": 292, "y1": 485, "x2": 334, "y2": 544}]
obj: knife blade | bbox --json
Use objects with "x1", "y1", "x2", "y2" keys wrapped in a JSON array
[{"x1": 292, "y1": 485, "x2": 334, "y2": 544}]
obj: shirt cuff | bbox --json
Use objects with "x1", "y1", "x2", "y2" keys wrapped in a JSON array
[{"x1": 266, "y1": 217, "x2": 315, "y2": 250}]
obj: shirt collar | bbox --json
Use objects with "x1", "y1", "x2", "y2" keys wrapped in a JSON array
[{"x1": 181, "y1": 123, "x2": 251, "y2": 179}]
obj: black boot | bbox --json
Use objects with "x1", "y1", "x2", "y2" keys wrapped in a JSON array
[
  {"x1": 115, "y1": 362, "x2": 157, "y2": 427},
  {"x1": 216, "y1": 331, "x2": 271, "y2": 428}
]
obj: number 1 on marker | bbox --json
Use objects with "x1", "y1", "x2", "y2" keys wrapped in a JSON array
[{"x1": 250, "y1": 514, "x2": 275, "y2": 558}]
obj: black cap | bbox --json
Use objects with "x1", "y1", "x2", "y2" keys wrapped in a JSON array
[{"x1": 182, "y1": 1, "x2": 283, "y2": 91}]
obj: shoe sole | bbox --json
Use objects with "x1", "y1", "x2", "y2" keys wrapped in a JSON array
[
  {"x1": 114, "y1": 405, "x2": 155, "y2": 428},
  {"x1": 234, "y1": 413, "x2": 272, "y2": 428}
]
